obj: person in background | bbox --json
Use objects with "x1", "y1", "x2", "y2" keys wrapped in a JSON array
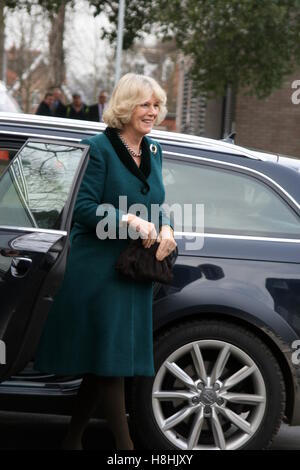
[
  {"x1": 88, "y1": 90, "x2": 108, "y2": 122},
  {"x1": 51, "y1": 87, "x2": 66, "y2": 118},
  {"x1": 35, "y1": 92, "x2": 54, "y2": 116},
  {"x1": 65, "y1": 93, "x2": 90, "y2": 120}
]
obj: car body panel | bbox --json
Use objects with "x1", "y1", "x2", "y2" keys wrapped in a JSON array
[
  {"x1": 153, "y1": 247, "x2": 300, "y2": 424},
  {"x1": 0, "y1": 113, "x2": 299, "y2": 426},
  {"x1": 0, "y1": 138, "x2": 90, "y2": 381}
]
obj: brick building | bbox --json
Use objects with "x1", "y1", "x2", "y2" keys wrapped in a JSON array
[
  {"x1": 235, "y1": 70, "x2": 300, "y2": 158},
  {"x1": 176, "y1": 56, "x2": 224, "y2": 139},
  {"x1": 176, "y1": 59, "x2": 300, "y2": 159}
]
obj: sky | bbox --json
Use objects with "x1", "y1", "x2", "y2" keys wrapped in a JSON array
[
  {"x1": 5, "y1": 1, "x2": 114, "y2": 101},
  {"x1": 4, "y1": 0, "x2": 157, "y2": 102}
]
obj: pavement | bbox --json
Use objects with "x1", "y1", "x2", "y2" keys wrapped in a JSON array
[{"x1": 0, "y1": 411, "x2": 299, "y2": 450}]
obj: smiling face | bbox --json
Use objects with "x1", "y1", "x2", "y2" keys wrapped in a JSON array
[{"x1": 127, "y1": 94, "x2": 160, "y2": 137}]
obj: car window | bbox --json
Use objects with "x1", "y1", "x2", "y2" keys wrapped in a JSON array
[
  {"x1": 0, "y1": 141, "x2": 84, "y2": 230},
  {"x1": 163, "y1": 158, "x2": 300, "y2": 238}
]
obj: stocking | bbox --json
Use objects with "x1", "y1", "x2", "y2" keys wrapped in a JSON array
[{"x1": 62, "y1": 374, "x2": 133, "y2": 450}]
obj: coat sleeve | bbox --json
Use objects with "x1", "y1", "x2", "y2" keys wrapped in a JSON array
[
  {"x1": 72, "y1": 138, "x2": 126, "y2": 234},
  {"x1": 156, "y1": 141, "x2": 174, "y2": 231}
]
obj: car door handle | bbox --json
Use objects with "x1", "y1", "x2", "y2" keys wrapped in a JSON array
[{"x1": 11, "y1": 257, "x2": 32, "y2": 278}]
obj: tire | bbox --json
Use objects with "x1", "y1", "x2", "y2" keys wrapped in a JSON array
[{"x1": 129, "y1": 320, "x2": 286, "y2": 450}]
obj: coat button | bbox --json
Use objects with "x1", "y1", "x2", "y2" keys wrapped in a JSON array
[{"x1": 141, "y1": 186, "x2": 149, "y2": 195}]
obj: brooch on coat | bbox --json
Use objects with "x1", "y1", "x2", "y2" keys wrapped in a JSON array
[{"x1": 150, "y1": 143, "x2": 157, "y2": 155}]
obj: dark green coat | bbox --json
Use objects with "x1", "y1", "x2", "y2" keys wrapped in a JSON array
[{"x1": 34, "y1": 128, "x2": 170, "y2": 377}]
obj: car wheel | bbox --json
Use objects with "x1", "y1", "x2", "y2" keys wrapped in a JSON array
[{"x1": 129, "y1": 320, "x2": 286, "y2": 450}]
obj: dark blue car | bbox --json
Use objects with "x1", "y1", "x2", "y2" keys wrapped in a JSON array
[{"x1": 0, "y1": 113, "x2": 299, "y2": 450}]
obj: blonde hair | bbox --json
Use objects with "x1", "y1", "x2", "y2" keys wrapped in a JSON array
[{"x1": 103, "y1": 73, "x2": 167, "y2": 129}]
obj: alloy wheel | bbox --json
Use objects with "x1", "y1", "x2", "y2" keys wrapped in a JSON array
[{"x1": 152, "y1": 339, "x2": 267, "y2": 450}]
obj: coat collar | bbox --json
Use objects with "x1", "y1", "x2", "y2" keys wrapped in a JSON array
[{"x1": 104, "y1": 127, "x2": 151, "y2": 193}]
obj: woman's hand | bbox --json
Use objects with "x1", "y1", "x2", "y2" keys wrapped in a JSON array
[
  {"x1": 156, "y1": 225, "x2": 177, "y2": 261},
  {"x1": 127, "y1": 214, "x2": 157, "y2": 248}
]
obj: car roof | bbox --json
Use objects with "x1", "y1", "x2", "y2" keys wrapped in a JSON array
[
  {"x1": 1, "y1": 111, "x2": 299, "y2": 172},
  {"x1": 0, "y1": 112, "x2": 273, "y2": 161},
  {"x1": 1, "y1": 112, "x2": 300, "y2": 207}
]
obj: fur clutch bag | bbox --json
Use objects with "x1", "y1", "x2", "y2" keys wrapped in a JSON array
[{"x1": 115, "y1": 238, "x2": 178, "y2": 284}]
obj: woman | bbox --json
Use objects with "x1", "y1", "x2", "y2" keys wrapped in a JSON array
[{"x1": 34, "y1": 73, "x2": 177, "y2": 450}]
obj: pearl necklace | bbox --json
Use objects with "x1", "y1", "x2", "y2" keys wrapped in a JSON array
[{"x1": 118, "y1": 132, "x2": 142, "y2": 159}]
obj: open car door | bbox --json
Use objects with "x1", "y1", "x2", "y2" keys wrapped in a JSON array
[{"x1": 0, "y1": 138, "x2": 89, "y2": 381}]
